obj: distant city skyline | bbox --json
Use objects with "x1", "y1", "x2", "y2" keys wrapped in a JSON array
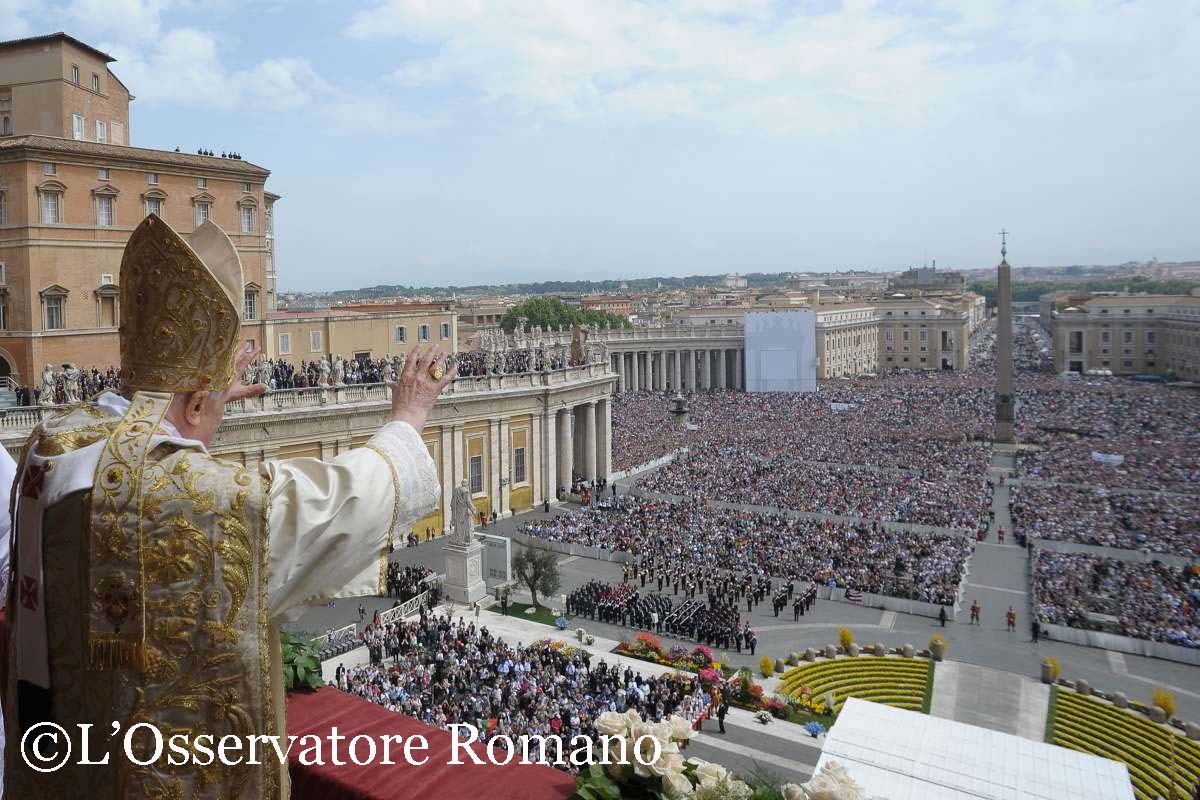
[{"x1": 9, "y1": 1, "x2": 1200, "y2": 290}]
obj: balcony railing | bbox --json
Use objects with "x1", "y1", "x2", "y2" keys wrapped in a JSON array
[{"x1": 0, "y1": 362, "x2": 615, "y2": 433}]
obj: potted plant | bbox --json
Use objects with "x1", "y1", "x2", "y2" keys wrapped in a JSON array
[{"x1": 928, "y1": 634, "x2": 946, "y2": 662}]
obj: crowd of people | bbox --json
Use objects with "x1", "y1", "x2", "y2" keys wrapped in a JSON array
[
  {"x1": 336, "y1": 611, "x2": 710, "y2": 769},
  {"x1": 384, "y1": 564, "x2": 435, "y2": 602},
  {"x1": 522, "y1": 496, "x2": 970, "y2": 606},
  {"x1": 1012, "y1": 485, "x2": 1199, "y2": 558},
  {"x1": 1032, "y1": 551, "x2": 1200, "y2": 648},
  {"x1": 642, "y1": 451, "x2": 991, "y2": 532}
]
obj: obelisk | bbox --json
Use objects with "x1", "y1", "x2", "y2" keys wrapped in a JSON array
[{"x1": 994, "y1": 229, "x2": 1015, "y2": 444}]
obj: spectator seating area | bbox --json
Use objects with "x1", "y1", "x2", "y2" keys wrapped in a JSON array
[
  {"x1": 779, "y1": 657, "x2": 933, "y2": 714},
  {"x1": 1048, "y1": 688, "x2": 1200, "y2": 800}
]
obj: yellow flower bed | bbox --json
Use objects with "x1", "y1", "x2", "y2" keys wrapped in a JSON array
[
  {"x1": 1048, "y1": 689, "x2": 1200, "y2": 800},
  {"x1": 778, "y1": 657, "x2": 933, "y2": 714}
]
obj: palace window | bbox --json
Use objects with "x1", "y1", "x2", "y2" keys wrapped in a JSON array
[
  {"x1": 91, "y1": 73, "x2": 100, "y2": 92},
  {"x1": 98, "y1": 167, "x2": 111, "y2": 180},
  {"x1": 71, "y1": 64, "x2": 80, "y2": 84},
  {"x1": 279, "y1": 333, "x2": 291, "y2": 355},
  {"x1": 145, "y1": 196, "x2": 164, "y2": 218},
  {"x1": 147, "y1": 172, "x2": 159, "y2": 185},
  {"x1": 242, "y1": 181, "x2": 252, "y2": 193},
  {"x1": 418, "y1": 324, "x2": 430, "y2": 341},
  {"x1": 240, "y1": 205, "x2": 256, "y2": 233},
  {"x1": 196, "y1": 177, "x2": 207, "y2": 189},
  {"x1": 95, "y1": 194, "x2": 114, "y2": 227},
  {"x1": 194, "y1": 201, "x2": 211, "y2": 226},
  {"x1": 42, "y1": 290, "x2": 67, "y2": 330},
  {"x1": 440, "y1": 322, "x2": 450, "y2": 339},
  {"x1": 95, "y1": 120, "x2": 107, "y2": 143},
  {"x1": 43, "y1": 163, "x2": 56, "y2": 175},
  {"x1": 40, "y1": 189, "x2": 63, "y2": 224},
  {"x1": 244, "y1": 288, "x2": 258, "y2": 321},
  {"x1": 513, "y1": 447, "x2": 526, "y2": 484},
  {"x1": 0, "y1": 191, "x2": 5, "y2": 224},
  {"x1": 72, "y1": 114, "x2": 84, "y2": 140},
  {"x1": 395, "y1": 326, "x2": 407, "y2": 343},
  {"x1": 469, "y1": 455, "x2": 484, "y2": 494},
  {"x1": 310, "y1": 330, "x2": 322, "y2": 352},
  {"x1": 2, "y1": 116, "x2": 10, "y2": 136}
]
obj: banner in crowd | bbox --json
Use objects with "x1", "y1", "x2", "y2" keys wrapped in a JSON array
[
  {"x1": 686, "y1": 422, "x2": 699, "y2": 431},
  {"x1": 1090, "y1": 451, "x2": 1125, "y2": 466},
  {"x1": 845, "y1": 588, "x2": 863, "y2": 603},
  {"x1": 830, "y1": 402, "x2": 852, "y2": 412}
]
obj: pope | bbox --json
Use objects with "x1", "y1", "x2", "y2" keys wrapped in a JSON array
[{"x1": 4, "y1": 215, "x2": 455, "y2": 798}]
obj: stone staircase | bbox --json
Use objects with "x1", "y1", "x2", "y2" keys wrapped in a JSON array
[{"x1": 0, "y1": 389, "x2": 18, "y2": 410}]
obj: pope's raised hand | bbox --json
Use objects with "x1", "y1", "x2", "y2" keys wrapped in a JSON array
[
  {"x1": 387, "y1": 344, "x2": 456, "y2": 432},
  {"x1": 225, "y1": 343, "x2": 268, "y2": 404}
]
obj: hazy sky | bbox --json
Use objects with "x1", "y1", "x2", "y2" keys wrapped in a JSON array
[{"x1": 7, "y1": 1, "x2": 1199, "y2": 290}]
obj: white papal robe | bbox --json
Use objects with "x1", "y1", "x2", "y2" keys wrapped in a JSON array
[{"x1": 4, "y1": 391, "x2": 439, "y2": 799}]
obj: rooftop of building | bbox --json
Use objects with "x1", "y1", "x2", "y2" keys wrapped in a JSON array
[
  {"x1": 0, "y1": 31, "x2": 115, "y2": 63},
  {"x1": 0, "y1": 134, "x2": 270, "y2": 176}
]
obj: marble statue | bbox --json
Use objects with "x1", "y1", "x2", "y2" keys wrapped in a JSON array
[
  {"x1": 318, "y1": 357, "x2": 331, "y2": 386},
  {"x1": 40, "y1": 364, "x2": 58, "y2": 406},
  {"x1": 449, "y1": 480, "x2": 476, "y2": 546},
  {"x1": 256, "y1": 360, "x2": 271, "y2": 385},
  {"x1": 62, "y1": 363, "x2": 81, "y2": 403},
  {"x1": 242, "y1": 364, "x2": 256, "y2": 385},
  {"x1": 332, "y1": 355, "x2": 345, "y2": 387}
]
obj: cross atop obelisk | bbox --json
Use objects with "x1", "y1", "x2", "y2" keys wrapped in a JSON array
[{"x1": 994, "y1": 229, "x2": 1015, "y2": 444}]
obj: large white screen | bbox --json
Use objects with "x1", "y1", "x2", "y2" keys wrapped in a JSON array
[{"x1": 744, "y1": 310, "x2": 817, "y2": 393}]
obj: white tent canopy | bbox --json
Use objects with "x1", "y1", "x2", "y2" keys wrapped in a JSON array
[{"x1": 816, "y1": 698, "x2": 1135, "y2": 800}]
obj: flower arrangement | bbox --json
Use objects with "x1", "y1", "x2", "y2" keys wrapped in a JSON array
[
  {"x1": 1151, "y1": 688, "x2": 1176, "y2": 718},
  {"x1": 573, "y1": 713, "x2": 870, "y2": 800},
  {"x1": 556, "y1": 616, "x2": 571, "y2": 630},
  {"x1": 692, "y1": 645, "x2": 715, "y2": 668},
  {"x1": 838, "y1": 628, "x2": 854, "y2": 651},
  {"x1": 697, "y1": 667, "x2": 723, "y2": 688},
  {"x1": 804, "y1": 721, "x2": 827, "y2": 738},
  {"x1": 754, "y1": 710, "x2": 772, "y2": 725}
]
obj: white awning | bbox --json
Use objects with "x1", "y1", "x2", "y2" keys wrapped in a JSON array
[{"x1": 815, "y1": 698, "x2": 1134, "y2": 800}]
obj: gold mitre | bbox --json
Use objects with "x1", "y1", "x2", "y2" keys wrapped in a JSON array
[{"x1": 120, "y1": 215, "x2": 244, "y2": 393}]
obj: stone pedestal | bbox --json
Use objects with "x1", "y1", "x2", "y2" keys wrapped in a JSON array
[{"x1": 443, "y1": 541, "x2": 487, "y2": 605}]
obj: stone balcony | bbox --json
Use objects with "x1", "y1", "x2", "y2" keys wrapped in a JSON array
[{"x1": 0, "y1": 362, "x2": 615, "y2": 441}]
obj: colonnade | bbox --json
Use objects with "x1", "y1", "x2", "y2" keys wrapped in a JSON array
[
  {"x1": 541, "y1": 397, "x2": 612, "y2": 499},
  {"x1": 611, "y1": 348, "x2": 743, "y2": 394}
]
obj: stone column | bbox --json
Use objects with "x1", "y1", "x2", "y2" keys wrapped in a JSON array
[
  {"x1": 558, "y1": 408, "x2": 574, "y2": 493},
  {"x1": 717, "y1": 348, "x2": 727, "y2": 390},
  {"x1": 616, "y1": 352, "x2": 626, "y2": 393},
  {"x1": 597, "y1": 397, "x2": 612, "y2": 481},
  {"x1": 583, "y1": 401, "x2": 597, "y2": 481},
  {"x1": 629, "y1": 353, "x2": 639, "y2": 393},
  {"x1": 496, "y1": 418, "x2": 510, "y2": 515},
  {"x1": 656, "y1": 350, "x2": 667, "y2": 391},
  {"x1": 701, "y1": 349, "x2": 712, "y2": 390},
  {"x1": 996, "y1": 255, "x2": 1015, "y2": 443},
  {"x1": 733, "y1": 349, "x2": 743, "y2": 390},
  {"x1": 673, "y1": 350, "x2": 682, "y2": 392},
  {"x1": 542, "y1": 407, "x2": 557, "y2": 503},
  {"x1": 441, "y1": 425, "x2": 455, "y2": 534},
  {"x1": 531, "y1": 413, "x2": 543, "y2": 505}
]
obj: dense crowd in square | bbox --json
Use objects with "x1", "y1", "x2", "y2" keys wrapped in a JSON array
[
  {"x1": 336, "y1": 611, "x2": 710, "y2": 769},
  {"x1": 521, "y1": 496, "x2": 970, "y2": 606},
  {"x1": 1031, "y1": 551, "x2": 1200, "y2": 648},
  {"x1": 1012, "y1": 485, "x2": 1199, "y2": 558}
]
